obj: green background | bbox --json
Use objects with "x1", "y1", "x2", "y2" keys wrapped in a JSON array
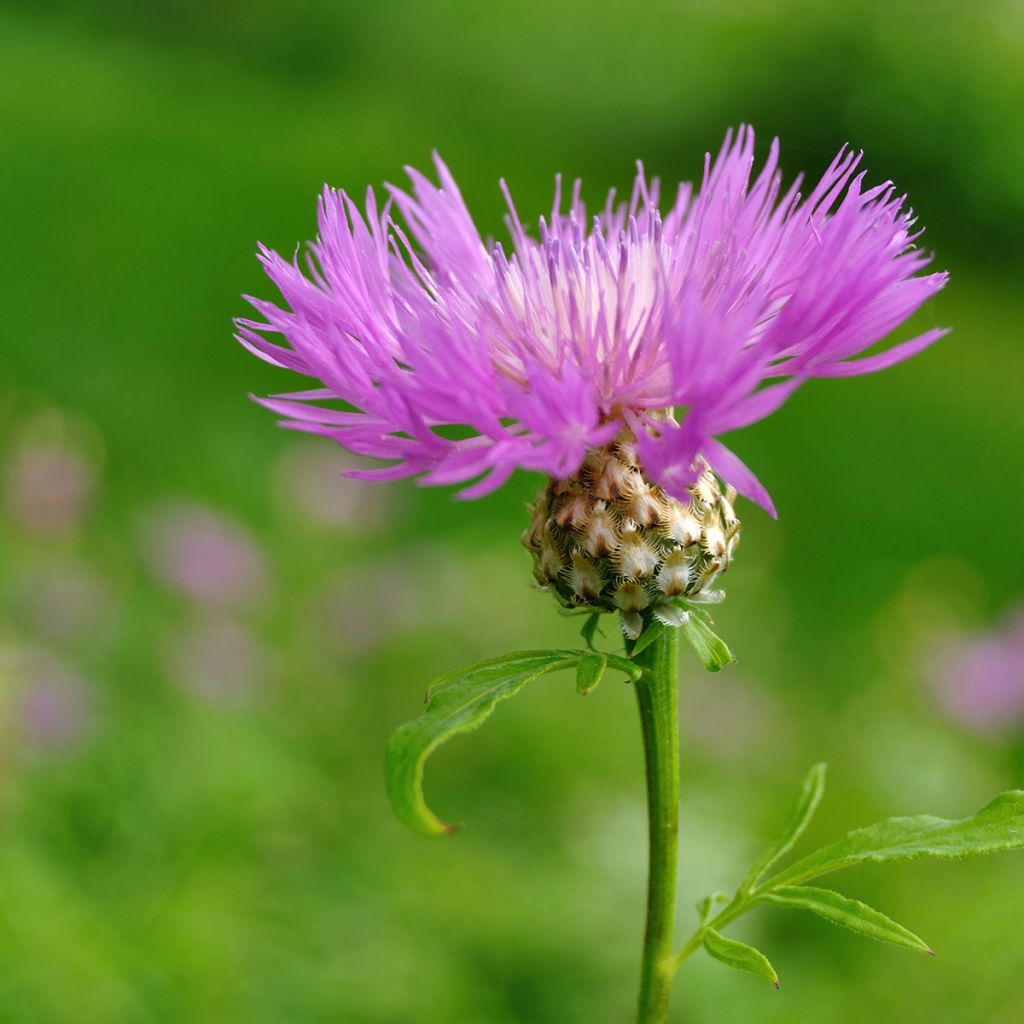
[{"x1": 1, "y1": 1, "x2": 1023, "y2": 1021}]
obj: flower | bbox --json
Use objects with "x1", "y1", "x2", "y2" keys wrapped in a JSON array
[
  {"x1": 924, "y1": 608, "x2": 1024, "y2": 737},
  {"x1": 4, "y1": 413, "x2": 97, "y2": 536},
  {"x1": 139, "y1": 502, "x2": 272, "y2": 609},
  {"x1": 238, "y1": 126, "x2": 946, "y2": 516},
  {"x1": 13, "y1": 648, "x2": 94, "y2": 752}
]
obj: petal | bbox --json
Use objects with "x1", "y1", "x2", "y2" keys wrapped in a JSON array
[
  {"x1": 702, "y1": 439, "x2": 777, "y2": 518},
  {"x1": 810, "y1": 327, "x2": 948, "y2": 378}
]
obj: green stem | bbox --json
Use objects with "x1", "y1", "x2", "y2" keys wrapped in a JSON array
[{"x1": 633, "y1": 626, "x2": 681, "y2": 1023}]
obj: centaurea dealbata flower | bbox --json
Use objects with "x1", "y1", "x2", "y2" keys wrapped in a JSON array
[{"x1": 239, "y1": 125, "x2": 947, "y2": 517}]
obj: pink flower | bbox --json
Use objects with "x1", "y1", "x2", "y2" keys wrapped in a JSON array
[
  {"x1": 926, "y1": 609, "x2": 1024, "y2": 736},
  {"x1": 140, "y1": 503, "x2": 271, "y2": 609},
  {"x1": 239, "y1": 127, "x2": 946, "y2": 515},
  {"x1": 14, "y1": 650, "x2": 93, "y2": 751},
  {"x1": 4, "y1": 431, "x2": 95, "y2": 536}
]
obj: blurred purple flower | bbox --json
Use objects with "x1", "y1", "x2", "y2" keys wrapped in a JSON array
[
  {"x1": 925, "y1": 608, "x2": 1024, "y2": 736},
  {"x1": 15, "y1": 649, "x2": 93, "y2": 751},
  {"x1": 4, "y1": 430, "x2": 96, "y2": 536},
  {"x1": 239, "y1": 126, "x2": 946, "y2": 515},
  {"x1": 140, "y1": 503, "x2": 271, "y2": 609},
  {"x1": 165, "y1": 619, "x2": 272, "y2": 708}
]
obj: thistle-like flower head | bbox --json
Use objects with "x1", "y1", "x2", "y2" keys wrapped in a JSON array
[{"x1": 238, "y1": 126, "x2": 947, "y2": 516}]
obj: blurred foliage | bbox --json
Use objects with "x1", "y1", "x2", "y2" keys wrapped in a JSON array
[{"x1": 1, "y1": 1, "x2": 1023, "y2": 1021}]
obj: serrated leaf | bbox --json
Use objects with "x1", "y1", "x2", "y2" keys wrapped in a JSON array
[
  {"x1": 703, "y1": 929, "x2": 779, "y2": 988},
  {"x1": 630, "y1": 618, "x2": 665, "y2": 658},
  {"x1": 765, "y1": 790, "x2": 1024, "y2": 888},
  {"x1": 761, "y1": 886, "x2": 933, "y2": 954},
  {"x1": 681, "y1": 614, "x2": 735, "y2": 672},
  {"x1": 576, "y1": 653, "x2": 607, "y2": 696},
  {"x1": 386, "y1": 651, "x2": 576, "y2": 836},
  {"x1": 741, "y1": 763, "x2": 827, "y2": 891}
]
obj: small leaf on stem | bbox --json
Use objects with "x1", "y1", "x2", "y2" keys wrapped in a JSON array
[
  {"x1": 761, "y1": 886, "x2": 934, "y2": 955},
  {"x1": 576, "y1": 653, "x2": 607, "y2": 696},
  {"x1": 703, "y1": 929, "x2": 780, "y2": 988},
  {"x1": 603, "y1": 652, "x2": 644, "y2": 682},
  {"x1": 740, "y1": 763, "x2": 827, "y2": 891},
  {"x1": 681, "y1": 614, "x2": 735, "y2": 671},
  {"x1": 580, "y1": 612, "x2": 603, "y2": 651}
]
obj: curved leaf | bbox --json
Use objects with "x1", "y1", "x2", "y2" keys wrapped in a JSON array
[
  {"x1": 580, "y1": 612, "x2": 603, "y2": 651},
  {"x1": 575, "y1": 653, "x2": 607, "y2": 696},
  {"x1": 424, "y1": 650, "x2": 575, "y2": 699},
  {"x1": 765, "y1": 790, "x2": 1024, "y2": 888},
  {"x1": 703, "y1": 929, "x2": 779, "y2": 988},
  {"x1": 387, "y1": 651, "x2": 577, "y2": 836},
  {"x1": 681, "y1": 614, "x2": 735, "y2": 672},
  {"x1": 761, "y1": 886, "x2": 933, "y2": 954},
  {"x1": 603, "y1": 652, "x2": 644, "y2": 682},
  {"x1": 741, "y1": 763, "x2": 827, "y2": 891}
]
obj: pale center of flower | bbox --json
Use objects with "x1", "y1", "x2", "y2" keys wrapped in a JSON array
[{"x1": 487, "y1": 228, "x2": 666, "y2": 400}]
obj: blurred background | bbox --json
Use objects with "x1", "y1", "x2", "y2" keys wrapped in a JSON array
[{"x1": 1, "y1": 1, "x2": 1022, "y2": 1021}]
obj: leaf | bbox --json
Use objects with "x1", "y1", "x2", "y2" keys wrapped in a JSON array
[
  {"x1": 681, "y1": 614, "x2": 735, "y2": 671},
  {"x1": 765, "y1": 790, "x2": 1024, "y2": 888},
  {"x1": 740, "y1": 763, "x2": 827, "y2": 891},
  {"x1": 576, "y1": 653, "x2": 607, "y2": 696},
  {"x1": 425, "y1": 650, "x2": 575, "y2": 699},
  {"x1": 580, "y1": 612, "x2": 603, "y2": 651},
  {"x1": 760, "y1": 886, "x2": 934, "y2": 955},
  {"x1": 703, "y1": 929, "x2": 779, "y2": 988},
  {"x1": 603, "y1": 653, "x2": 644, "y2": 682},
  {"x1": 630, "y1": 618, "x2": 665, "y2": 658},
  {"x1": 696, "y1": 891, "x2": 731, "y2": 925},
  {"x1": 386, "y1": 651, "x2": 577, "y2": 836}
]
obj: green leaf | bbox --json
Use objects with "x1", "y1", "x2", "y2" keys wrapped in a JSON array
[
  {"x1": 603, "y1": 653, "x2": 644, "y2": 682},
  {"x1": 425, "y1": 650, "x2": 575, "y2": 699},
  {"x1": 702, "y1": 929, "x2": 779, "y2": 988},
  {"x1": 576, "y1": 653, "x2": 607, "y2": 696},
  {"x1": 760, "y1": 886, "x2": 934, "y2": 955},
  {"x1": 681, "y1": 614, "x2": 735, "y2": 672},
  {"x1": 740, "y1": 763, "x2": 827, "y2": 891},
  {"x1": 580, "y1": 612, "x2": 602, "y2": 651},
  {"x1": 386, "y1": 651, "x2": 577, "y2": 836},
  {"x1": 765, "y1": 790, "x2": 1024, "y2": 888},
  {"x1": 696, "y1": 892, "x2": 731, "y2": 925},
  {"x1": 630, "y1": 618, "x2": 665, "y2": 658}
]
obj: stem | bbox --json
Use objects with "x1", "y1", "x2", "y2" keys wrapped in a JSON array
[{"x1": 633, "y1": 626, "x2": 681, "y2": 1023}]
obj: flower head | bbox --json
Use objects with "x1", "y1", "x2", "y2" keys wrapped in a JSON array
[{"x1": 238, "y1": 126, "x2": 946, "y2": 516}]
